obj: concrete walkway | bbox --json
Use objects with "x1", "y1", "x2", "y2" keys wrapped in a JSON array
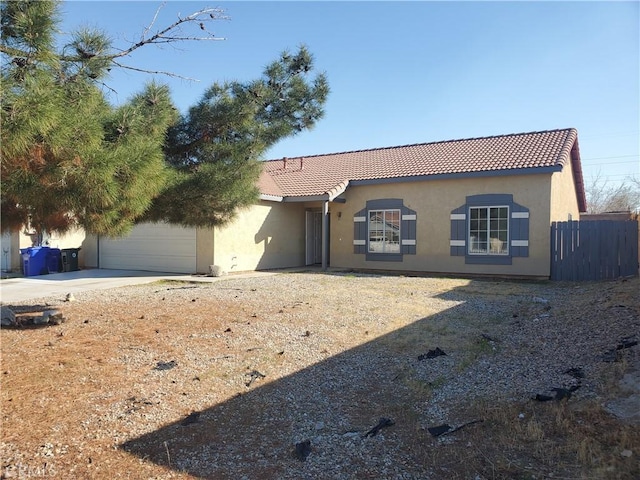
[{"x1": 0, "y1": 268, "x2": 280, "y2": 304}]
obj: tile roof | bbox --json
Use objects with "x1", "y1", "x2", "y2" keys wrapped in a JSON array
[{"x1": 258, "y1": 128, "x2": 586, "y2": 209}]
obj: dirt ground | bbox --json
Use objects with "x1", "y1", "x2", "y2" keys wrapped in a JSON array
[{"x1": 1, "y1": 272, "x2": 639, "y2": 479}]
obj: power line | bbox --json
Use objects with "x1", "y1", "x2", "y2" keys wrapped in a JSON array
[
  {"x1": 584, "y1": 173, "x2": 639, "y2": 180},
  {"x1": 580, "y1": 131, "x2": 640, "y2": 140},
  {"x1": 581, "y1": 154, "x2": 638, "y2": 161},
  {"x1": 581, "y1": 160, "x2": 639, "y2": 167}
]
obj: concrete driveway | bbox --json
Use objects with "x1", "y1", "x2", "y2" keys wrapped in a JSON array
[{"x1": 0, "y1": 269, "x2": 277, "y2": 304}]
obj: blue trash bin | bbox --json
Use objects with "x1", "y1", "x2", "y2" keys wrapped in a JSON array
[
  {"x1": 20, "y1": 248, "x2": 29, "y2": 275},
  {"x1": 21, "y1": 246, "x2": 51, "y2": 276}
]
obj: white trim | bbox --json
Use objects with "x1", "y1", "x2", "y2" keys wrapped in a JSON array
[
  {"x1": 259, "y1": 193, "x2": 284, "y2": 202},
  {"x1": 511, "y1": 240, "x2": 529, "y2": 247},
  {"x1": 511, "y1": 211, "x2": 529, "y2": 219},
  {"x1": 402, "y1": 214, "x2": 416, "y2": 221},
  {"x1": 450, "y1": 240, "x2": 465, "y2": 247},
  {"x1": 353, "y1": 239, "x2": 366, "y2": 246},
  {"x1": 353, "y1": 216, "x2": 366, "y2": 222},
  {"x1": 450, "y1": 213, "x2": 466, "y2": 220},
  {"x1": 401, "y1": 239, "x2": 416, "y2": 246}
]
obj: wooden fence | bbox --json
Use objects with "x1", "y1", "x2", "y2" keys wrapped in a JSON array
[{"x1": 550, "y1": 220, "x2": 639, "y2": 281}]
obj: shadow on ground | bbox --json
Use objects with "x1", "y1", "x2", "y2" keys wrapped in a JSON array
[
  {"x1": 119, "y1": 274, "x2": 639, "y2": 479},
  {"x1": 119, "y1": 278, "x2": 538, "y2": 479}
]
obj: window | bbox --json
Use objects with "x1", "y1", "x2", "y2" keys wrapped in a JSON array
[
  {"x1": 368, "y1": 209, "x2": 400, "y2": 253},
  {"x1": 353, "y1": 199, "x2": 416, "y2": 261},
  {"x1": 450, "y1": 194, "x2": 529, "y2": 265},
  {"x1": 469, "y1": 206, "x2": 508, "y2": 255}
]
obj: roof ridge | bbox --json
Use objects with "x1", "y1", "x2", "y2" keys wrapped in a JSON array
[{"x1": 264, "y1": 128, "x2": 577, "y2": 161}]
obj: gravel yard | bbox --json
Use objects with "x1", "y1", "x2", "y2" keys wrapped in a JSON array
[{"x1": 1, "y1": 271, "x2": 639, "y2": 479}]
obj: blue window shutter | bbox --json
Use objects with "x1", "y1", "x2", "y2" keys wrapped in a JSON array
[
  {"x1": 510, "y1": 203, "x2": 530, "y2": 257},
  {"x1": 401, "y1": 206, "x2": 417, "y2": 255},
  {"x1": 450, "y1": 205, "x2": 466, "y2": 256},
  {"x1": 353, "y1": 207, "x2": 367, "y2": 254}
]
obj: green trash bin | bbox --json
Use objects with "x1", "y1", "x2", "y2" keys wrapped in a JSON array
[{"x1": 61, "y1": 248, "x2": 80, "y2": 272}]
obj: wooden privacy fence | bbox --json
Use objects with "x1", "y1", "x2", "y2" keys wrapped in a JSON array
[{"x1": 550, "y1": 220, "x2": 639, "y2": 281}]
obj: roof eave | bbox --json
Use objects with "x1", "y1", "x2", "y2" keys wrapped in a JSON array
[
  {"x1": 259, "y1": 180, "x2": 350, "y2": 203},
  {"x1": 259, "y1": 193, "x2": 284, "y2": 202},
  {"x1": 350, "y1": 166, "x2": 563, "y2": 187},
  {"x1": 570, "y1": 137, "x2": 588, "y2": 213}
]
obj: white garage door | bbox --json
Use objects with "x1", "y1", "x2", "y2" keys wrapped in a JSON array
[{"x1": 100, "y1": 223, "x2": 197, "y2": 273}]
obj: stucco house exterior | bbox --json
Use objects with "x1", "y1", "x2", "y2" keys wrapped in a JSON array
[{"x1": 3, "y1": 128, "x2": 587, "y2": 279}]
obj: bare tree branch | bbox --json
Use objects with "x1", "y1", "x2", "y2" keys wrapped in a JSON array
[
  {"x1": 112, "y1": 60, "x2": 200, "y2": 81},
  {"x1": 586, "y1": 170, "x2": 640, "y2": 214},
  {"x1": 108, "y1": 6, "x2": 227, "y2": 60}
]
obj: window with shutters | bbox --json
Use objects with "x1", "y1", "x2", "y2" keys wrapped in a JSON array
[
  {"x1": 450, "y1": 194, "x2": 529, "y2": 265},
  {"x1": 353, "y1": 199, "x2": 416, "y2": 261}
]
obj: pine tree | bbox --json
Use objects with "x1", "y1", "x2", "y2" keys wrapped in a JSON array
[
  {"x1": 1, "y1": 0, "x2": 176, "y2": 239},
  {"x1": 147, "y1": 46, "x2": 329, "y2": 227},
  {"x1": 1, "y1": 1, "x2": 329, "y2": 240}
]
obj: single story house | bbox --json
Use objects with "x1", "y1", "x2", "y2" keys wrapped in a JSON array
[{"x1": 3, "y1": 128, "x2": 586, "y2": 279}]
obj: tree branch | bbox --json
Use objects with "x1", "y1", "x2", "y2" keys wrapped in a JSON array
[
  {"x1": 108, "y1": 6, "x2": 227, "y2": 60},
  {"x1": 111, "y1": 60, "x2": 200, "y2": 81}
]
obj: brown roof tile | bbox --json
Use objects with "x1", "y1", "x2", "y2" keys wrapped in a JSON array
[{"x1": 259, "y1": 128, "x2": 585, "y2": 207}]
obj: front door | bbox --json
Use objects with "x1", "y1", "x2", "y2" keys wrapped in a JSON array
[{"x1": 305, "y1": 210, "x2": 324, "y2": 265}]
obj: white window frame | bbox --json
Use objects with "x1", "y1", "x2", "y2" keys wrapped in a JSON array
[
  {"x1": 368, "y1": 209, "x2": 401, "y2": 254},
  {"x1": 468, "y1": 206, "x2": 509, "y2": 256}
]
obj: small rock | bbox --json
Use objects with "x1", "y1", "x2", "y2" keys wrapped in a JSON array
[
  {"x1": 564, "y1": 367, "x2": 585, "y2": 379},
  {"x1": 245, "y1": 370, "x2": 266, "y2": 387},
  {"x1": 40, "y1": 309, "x2": 65, "y2": 325},
  {"x1": 65, "y1": 293, "x2": 76, "y2": 302},
  {"x1": 315, "y1": 421, "x2": 325, "y2": 430},
  {"x1": 427, "y1": 424, "x2": 452, "y2": 437},
  {"x1": 418, "y1": 347, "x2": 447, "y2": 361},
  {"x1": 532, "y1": 296, "x2": 549, "y2": 304},
  {"x1": 294, "y1": 440, "x2": 311, "y2": 461},
  {"x1": 621, "y1": 449, "x2": 633, "y2": 458},
  {"x1": 602, "y1": 350, "x2": 620, "y2": 363},
  {"x1": 208, "y1": 265, "x2": 224, "y2": 277},
  {"x1": 2, "y1": 466, "x2": 17, "y2": 478},
  {"x1": 154, "y1": 360, "x2": 177, "y2": 371},
  {"x1": 181, "y1": 411, "x2": 201, "y2": 426},
  {"x1": 1, "y1": 306, "x2": 16, "y2": 326},
  {"x1": 364, "y1": 417, "x2": 395, "y2": 437},
  {"x1": 34, "y1": 314, "x2": 50, "y2": 325}
]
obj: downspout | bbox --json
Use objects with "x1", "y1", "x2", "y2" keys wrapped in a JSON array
[{"x1": 322, "y1": 200, "x2": 329, "y2": 271}]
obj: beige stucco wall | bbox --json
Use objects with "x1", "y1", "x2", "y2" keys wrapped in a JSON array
[
  {"x1": 212, "y1": 200, "x2": 306, "y2": 273},
  {"x1": 549, "y1": 160, "x2": 581, "y2": 221},
  {"x1": 195, "y1": 227, "x2": 215, "y2": 274},
  {"x1": 328, "y1": 173, "x2": 563, "y2": 278}
]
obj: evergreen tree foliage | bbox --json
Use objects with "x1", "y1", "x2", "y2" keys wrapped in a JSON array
[
  {"x1": 148, "y1": 47, "x2": 329, "y2": 226},
  {"x1": 1, "y1": 1, "x2": 176, "y2": 239},
  {"x1": 1, "y1": 1, "x2": 329, "y2": 239}
]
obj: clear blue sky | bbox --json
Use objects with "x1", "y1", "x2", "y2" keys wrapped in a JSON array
[{"x1": 60, "y1": 1, "x2": 639, "y2": 189}]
